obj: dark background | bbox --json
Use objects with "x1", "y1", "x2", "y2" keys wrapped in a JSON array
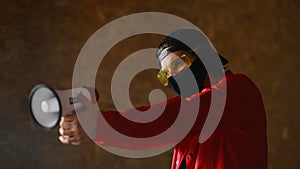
[{"x1": 0, "y1": 0, "x2": 299, "y2": 169}]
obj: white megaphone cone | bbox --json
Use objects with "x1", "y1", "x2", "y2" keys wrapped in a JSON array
[{"x1": 29, "y1": 84, "x2": 98, "y2": 130}]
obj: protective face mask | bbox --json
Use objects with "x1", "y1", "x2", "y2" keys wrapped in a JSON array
[{"x1": 168, "y1": 59, "x2": 207, "y2": 98}]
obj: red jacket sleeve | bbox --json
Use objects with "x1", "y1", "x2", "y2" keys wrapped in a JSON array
[
  {"x1": 93, "y1": 73, "x2": 264, "y2": 150},
  {"x1": 94, "y1": 96, "x2": 182, "y2": 150},
  {"x1": 93, "y1": 91, "x2": 212, "y2": 150}
]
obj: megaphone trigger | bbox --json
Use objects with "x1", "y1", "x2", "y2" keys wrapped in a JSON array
[{"x1": 69, "y1": 96, "x2": 80, "y2": 105}]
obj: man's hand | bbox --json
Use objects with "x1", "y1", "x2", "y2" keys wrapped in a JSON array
[
  {"x1": 58, "y1": 113, "x2": 89, "y2": 144},
  {"x1": 58, "y1": 92, "x2": 99, "y2": 145}
]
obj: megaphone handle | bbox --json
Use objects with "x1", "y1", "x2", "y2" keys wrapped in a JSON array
[{"x1": 71, "y1": 141, "x2": 81, "y2": 145}]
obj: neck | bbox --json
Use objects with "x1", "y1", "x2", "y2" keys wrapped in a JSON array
[
  {"x1": 203, "y1": 75, "x2": 210, "y2": 88},
  {"x1": 202, "y1": 71, "x2": 226, "y2": 89}
]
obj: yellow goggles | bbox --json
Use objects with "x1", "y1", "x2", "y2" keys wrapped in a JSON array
[{"x1": 157, "y1": 53, "x2": 196, "y2": 86}]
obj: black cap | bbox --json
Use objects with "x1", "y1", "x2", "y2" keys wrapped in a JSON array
[{"x1": 156, "y1": 29, "x2": 228, "y2": 66}]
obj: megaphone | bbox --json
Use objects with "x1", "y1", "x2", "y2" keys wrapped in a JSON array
[{"x1": 29, "y1": 84, "x2": 99, "y2": 129}]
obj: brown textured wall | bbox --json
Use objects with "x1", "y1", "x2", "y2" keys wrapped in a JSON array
[{"x1": 0, "y1": 0, "x2": 299, "y2": 169}]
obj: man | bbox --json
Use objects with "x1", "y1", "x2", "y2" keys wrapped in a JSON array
[{"x1": 59, "y1": 29, "x2": 268, "y2": 169}]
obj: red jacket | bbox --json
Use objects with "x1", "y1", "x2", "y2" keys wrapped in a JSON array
[
  {"x1": 171, "y1": 70, "x2": 267, "y2": 169},
  {"x1": 97, "y1": 70, "x2": 268, "y2": 169}
]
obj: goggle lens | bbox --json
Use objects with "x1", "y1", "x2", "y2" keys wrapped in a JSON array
[{"x1": 157, "y1": 53, "x2": 195, "y2": 86}]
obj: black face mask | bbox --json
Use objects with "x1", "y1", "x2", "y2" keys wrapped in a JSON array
[{"x1": 168, "y1": 59, "x2": 207, "y2": 98}]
